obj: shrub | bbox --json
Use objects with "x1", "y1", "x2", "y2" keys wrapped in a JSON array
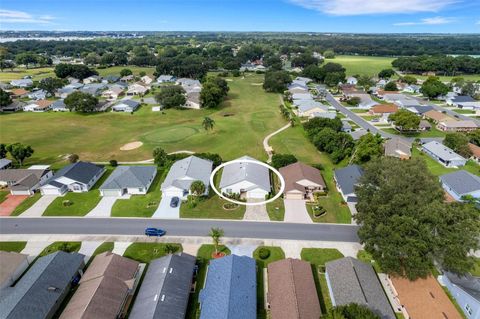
[
  {"x1": 258, "y1": 247, "x2": 271, "y2": 260},
  {"x1": 62, "y1": 200, "x2": 73, "y2": 207},
  {"x1": 232, "y1": 70, "x2": 240, "y2": 77},
  {"x1": 68, "y1": 154, "x2": 79, "y2": 163},
  {"x1": 165, "y1": 244, "x2": 179, "y2": 254},
  {"x1": 109, "y1": 159, "x2": 118, "y2": 167}
]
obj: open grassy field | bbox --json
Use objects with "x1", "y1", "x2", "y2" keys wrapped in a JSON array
[
  {"x1": 333, "y1": 55, "x2": 394, "y2": 76},
  {"x1": 0, "y1": 67, "x2": 56, "y2": 81},
  {"x1": 1, "y1": 73, "x2": 285, "y2": 164}
]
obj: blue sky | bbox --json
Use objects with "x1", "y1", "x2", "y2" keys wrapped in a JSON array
[{"x1": 1, "y1": 0, "x2": 479, "y2": 33}]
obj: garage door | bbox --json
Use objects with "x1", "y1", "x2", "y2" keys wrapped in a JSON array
[
  {"x1": 40, "y1": 188, "x2": 61, "y2": 195},
  {"x1": 163, "y1": 190, "x2": 183, "y2": 198},
  {"x1": 11, "y1": 190, "x2": 32, "y2": 196},
  {"x1": 101, "y1": 189, "x2": 122, "y2": 197},
  {"x1": 247, "y1": 190, "x2": 267, "y2": 199},
  {"x1": 285, "y1": 192, "x2": 304, "y2": 200}
]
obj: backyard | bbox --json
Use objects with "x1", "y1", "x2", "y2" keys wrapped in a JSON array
[{"x1": 412, "y1": 148, "x2": 480, "y2": 177}]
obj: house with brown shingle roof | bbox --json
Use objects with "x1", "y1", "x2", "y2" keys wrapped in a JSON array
[
  {"x1": 384, "y1": 138, "x2": 412, "y2": 160},
  {"x1": 368, "y1": 103, "x2": 398, "y2": 116},
  {"x1": 279, "y1": 162, "x2": 326, "y2": 201},
  {"x1": 23, "y1": 99, "x2": 54, "y2": 112},
  {"x1": 438, "y1": 120, "x2": 478, "y2": 132},
  {"x1": 0, "y1": 251, "x2": 29, "y2": 290},
  {"x1": 60, "y1": 252, "x2": 140, "y2": 319},
  {"x1": 391, "y1": 276, "x2": 462, "y2": 319},
  {"x1": 424, "y1": 110, "x2": 453, "y2": 124},
  {"x1": 267, "y1": 258, "x2": 321, "y2": 319},
  {"x1": 9, "y1": 88, "x2": 29, "y2": 98},
  {"x1": 468, "y1": 143, "x2": 480, "y2": 163}
]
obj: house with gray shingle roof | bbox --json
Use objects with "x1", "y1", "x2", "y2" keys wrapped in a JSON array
[
  {"x1": 157, "y1": 75, "x2": 176, "y2": 83},
  {"x1": 100, "y1": 165, "x2": 157, "y2": 197},
  {"x1": 129, "y1": 253, "x2": 196, "y2": 319},
  {"x1": 199, "y1": 255, "x2": 256, "y2": 319},
  {"x1": 112, "y1": 99, "x2": 140, "y2": 112},
  {"x1": 334, "y1": 165, "x2": 363, "y2": 202},
  {"x1": 0, "y1": 251, "x2": 85, "y2": 319},
  {"x1": 440, "y1": 170, "x2": 480, "y2": 201},
  {"x1": 40, "y1": 161, "x2": 105, "y2": 195},
  {"x1": 421, "y1": 141, "x2": 467, "y2": 168},
  {"x1": 325, "y1": 257, "x2": 396, "y2": 319},
  {"x1": 161, "y1": 156, "x2": 213, "y2": 198},
  {"x1": 219, "y1": 156, "x2": 271, "y2": 199},
  {"x1": 0, "y1": 167, "x2": 53, "y2": 195}
]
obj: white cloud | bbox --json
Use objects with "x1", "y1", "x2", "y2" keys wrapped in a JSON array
[
  {"x1": 394, "y1": 16, "x2": 456, "y2": 26},
  {"x1": 288, "y1": 0, "x2": 457, "y2": 16},
  {"x1": 0, "y1": 9, "x2": 55, "y2": 24}
]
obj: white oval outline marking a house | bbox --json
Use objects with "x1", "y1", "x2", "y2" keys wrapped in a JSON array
[{"x1": 209, "y1": 159, "x2": 285, "y2": 206}]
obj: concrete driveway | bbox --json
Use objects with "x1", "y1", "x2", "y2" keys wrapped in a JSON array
[
  {"x1": 152, "y1": 196, "x2": 180, "y2": 219},
  {"x1": 0, "y1": 195, "x2": 28, "y2": 216},
  {"x1": 86, "y1": 197, "x2": 120, "y2": 217},
  {"x1": 284, "y1": 199, "x2": 313, "y2": 223},
  {"x1": 244, "y1": 199, "x2": 269, "y2": 221},
  {"x1": 20, "y1": 195, "x2": 58, "y2": 217}
]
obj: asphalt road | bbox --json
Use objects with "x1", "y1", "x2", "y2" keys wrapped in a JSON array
[{"x1": 0, "y1": 217, "x2": 360, "y2": 243}]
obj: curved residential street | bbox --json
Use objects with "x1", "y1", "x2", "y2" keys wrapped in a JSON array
[{"x1": 0, "y1": 217, "x2": 360, "y2": 243}]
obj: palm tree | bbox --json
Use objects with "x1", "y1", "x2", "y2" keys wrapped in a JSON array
[
  {"x1": 202, "y1": 117, "x2": 215, "y2": 131},
  {"x1": 209, "y1": 227, "x2": 224, "y2": 255}
]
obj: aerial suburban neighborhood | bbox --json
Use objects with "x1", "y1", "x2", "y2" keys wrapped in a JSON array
[{"x1": 0, "y1": 1, "x2": 480, "y2": 319}]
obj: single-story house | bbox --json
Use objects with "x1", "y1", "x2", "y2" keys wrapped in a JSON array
[
  {"x1": 10, "y1": 78, "x2": 33, "y2": 88},
  {"x1": 368, "y1": 103, "x2": 398, "y2": 116},
  {"x1": 295, "y1": 100, "x2": 329, "y2": 117},
  {"x1": 112, "y1": 99, "x2": 140, "y2": 112},
  {"x1": 469, "y1": 143, "x2": 480, "y2": 163},
  {"x1": 51, "y1": 99, "x2": 68, "y2": 112},
  {"x1": 0, "y1": 158, "x2": 12, "y2": 170},
  {"x1": 2, "y1": 101, "x2": 25, "y2": 112},
  {"x1": 120, "y1": 75, "x2": 134, "y2": 82},
  {"x1": 446, "y1": 95, "x2": 479, "y2": 109},
  {"x1": 345, "y1": 93, "x2": 377, "y2": 109},
  {"x1": 161, "y1": 155, "x2": 213, "y2": 198},
  {"x1": 341, "y1": 120, "x2": 352, "y2": 133},
  {"x1": 391, "y1": 276, "x2": 462, "y2": 319},
  {"x1": 333, "y1": 164, "x2": 363, "y2": 202},
  {"x1": 424, "y1": 110, "x2": 454, "y2": 124},
  {"x1": 288, "y1": 83, "x2": 308, "y2": 94},
  {"x1": 40, "y1": 161, "x2": 105, "y2": 195},
  {"x1": 199, "y1": 255, "x2": 256, "y2": 319},
  {"x1": 346, "y1": 76, "x2": 358, "y2": 85},
  {"x1": 382, "y1": 93, "x2": 420, "y2": 107},
  {"x1": 267, "y1": 258, "x2": 320, "y2": 319},
  {"x1": 0, "y1": 251, "x2": 85, "y2": 319},
  {"x1": 440, "y1": 170, "x2": 480, "y2": 201},
  {"x1": 99, "y1": 165, "x2": 157, "y2": 197},
  {"x1": 280, "y1": 162, "x2": 326, "y2": 200},
  {"x1": 419, "y1": 119, "x2": 432, "y2": 131},
  {"x1": 219, "y1": 156, "x2": 271, "y2": 199},
  {"x1": 294, "y1": 76, "x2": 312, "y2": 84},
  {"x1": 9, "y1": 88, "x2": 29, "y2": 98},
  {"x1": 421, "y1": 141, "x2": 467, "y2": 168},
  {"x1": 403, "y1": 84, "x2": 421, "y2": 94},
  {"x1": 0, "y1": 167, "x2": 53, "y2": 195},
  {"x1": 384, "y1": 137, "x2": 412, "y2": 159},
  {"x1": 440, "y1": 272, "x2": 480, "y2": 319},
  {"x1": 185, "y1": 91, "x2": 201, "y2": 109},
  {"x1": 312, "y1": 112, "x2": 337, "y2": 119},
  {"x1": 292, "y1": 93, "x2": 313, "y2": 101},
  {"x1": 325, "y1": 257, "x2": 396, "y2": 319},
  {"x1": 141, "y1": 75, "x2": 154, "y2": 85},
  {"x1": 80, "y1": 83, "x2": 107, "y2": 96},
  {"x1": 438, "y1": 120, "x2": 478, "y2": 132},
  {"x1": 28, "y1": 89, "x2": 47, "y2": 100},
  {"x1": 0, "y1": 251, "x2": 29, "y2": 290},
  {"x1": 60, "y1": 252, "x2": 140, "y2": 319},
  {"x1": 23, "y1": 99, "x2": 54, "y2": 112},
  {"x1": 126, "y1": 83, "x2": 148, "y2": 96},
  {"x1": 103, "y1": 75, "x2": 120, "y2": 83},
  {"x1": 405, "y1": 105, "x2": 434, "y2": 115},
  {"x1": 129, "y1": 253, "x2": 196, "y2": 319},
  {"x1": 82, "y1": 75, "x2": 101, "y2": 84},
  {"x1": 157, "y1": 75, "x2": 176, "y2": 83},
  {"x1": 177, "y1": 78, "x2": 202, "y2": 93}
]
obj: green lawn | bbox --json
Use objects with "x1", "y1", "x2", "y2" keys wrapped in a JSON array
[
  {"x1": 186, "y1": 244, "x2": 231, "y2": 319},
  {"x1": 122, "y1": 243, "x2": 183, "y2": 263},
  {"x1": 39, "y1": 242, "x2": 81, "y2": 257},
  {"x1": 471, "y1": 258, "x2": 480, "y2": 276},
  {"x1": 334, "y1": 55, "x2": 395, "y2": 77},
  {"x1": 111, "y1": 169, "x2": 164, "y2": 217},
  {"x1": 43, "y1": 168, "x2": 113, "y2": 216},
  {"x1": 350, "y1": 109, "x2": 369, "y2": 113},
  {"x1": 0, "y1": 242, "x2": 27, "y2": 252},
  {"x1": 253, "y1": 246, "x2": 285, "y2": 268},
  {"x1": 11, "y1": 193, "x2": 41, "y2": 216},
  {"x1": 412, "y1": 148, "x2": 480, "y2": 177},
  {"x1": 382, "y1": 127, "x2": 446, "y2": 138},
  {"x1": 0, "y1": 191, "x2": 9, "y2": 204},
  {"x1": 357, "y1": 250, "x2": 383, "y2": 273},
  {"x1": 92, "y1": 242, "x2": 114, "y2": 256},
  {"x1": 180, "y1": 192, "x2": 246, "y2": 220},
  {"x1": 269, "y1": 125, "x2": 351, "y2": 223},
  {"x1": 266, "y1": 197, "x2": 285, "y2": 221},
  {"x1": 0, "y1": 73, "x2": 286, "y2": 164},
  {"x1": 452, "y1": 108, "x2": 475, "y2": 114}
]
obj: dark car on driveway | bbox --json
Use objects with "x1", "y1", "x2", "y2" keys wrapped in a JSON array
[
  {"x1": 145, "y1": 227, "x2": 166, "y2": 237},
  {"x1": 170, "y1": 196, "x2": 180, "y2": 208}
]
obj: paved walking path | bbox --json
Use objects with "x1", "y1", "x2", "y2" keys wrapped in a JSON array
[
  {"x1": 263, "y1": 123, "x2": 291, "y2": 162},
  {"x1": 21, "y1": 241, "x2": 53, "y2": 262},
  {"x1": 112, "y1": 241, "x2": 132, "y2": 255},
  {"x1": 78, "y1": 241, "x2": 103, "y2": 263},
  {"x1": 243, "y1": 199, "x2": 269, "y2": 221},
  {"x1": 20, "y1": 195, "x2": 58, "y2": 217}
]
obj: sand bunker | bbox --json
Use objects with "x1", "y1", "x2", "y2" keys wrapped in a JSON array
[{"x1": 120, "y1": 141, "x2": 143, "y2": 151}]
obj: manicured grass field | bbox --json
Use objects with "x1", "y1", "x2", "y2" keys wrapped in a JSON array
[
  {"x1": 269, "y1": 125, "x2": 351, "y2": 224},
  {"x1": 382, "y1": 127, "x2": 446, "y2": 138},
  {"x1": 122, "y1": 242, "x2": 183, "y2": 263},
  {"x1": 111, "y1": 169, "x2": 164, "y2": 218},
  {"x1": 0, "y1": 67, "x2": 56, "y2": 81},
  {"x1": 412, "y1": 148, "x2": 480, "y2": 177},
  {"x1": 357, "y1": 249, "x2": 383, "y2": 273},
  {"x1": 42, "y1": 168, "x2": 113, "y2": 216},
  {"x1": 334, "y1": 55, "x2": 394, "y2": 77},
  {"x1": 0, "y1": 241, "x2": 27, "y2": 252},
  {"x1": 11, "y1": 193, "x2": 41, "y2": 216},
  {"x1": 266, "y1": 197, "x2": 285, "y2": 221},
  {"x1": 92, "y1": 242, "x2": 114, "y2": 256},
  {"x1": 253, "y1": 246, "x2": 285, "y2": 268},
  {"x1": 39, "y1": 242, "x2": 81, "y2": 257},
  {"x1": 180, "y1": 192, "x2": 246, "y2": 220},
  {"x1": 0, "y1": 73, "x2": 285, "y2": 164},
  {"x1": 452, "y1": 108, "x2": 475, "y2": 114},
  {"x1": 186, "y1": 244, "x2": 231, "y2": 319}
]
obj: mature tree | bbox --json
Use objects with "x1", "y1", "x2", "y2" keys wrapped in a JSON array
[
  {"x1": 120, "y1": 68, "x2": 133, "y2": 77},
  {"x1": 461, "y1": 81, "x2": 477, "y2": 98},
  {"x1": 304, "y1": 117, "x2": 343, "y2": 138},
  {"x1": 378, "y1": 69, "x2": 395, "y2": 79},
  {"x1": 326, "y1": 304, "x2": 381, "y2": 319},
  {"x1": 444, "y1": 132, "x2": 472, "y2": 158},
  {"x1": 0, "y1": 60, "x2": 15, "y2": 71},
  {"x1": 209, "y1": 227, "x2": 224, "y2": 255},
  {"x1": 68, "y1": 154, "x2": 79, "y2": 163},
  {"x1": 263, "y1": 70, "x2": 291, "y2": 93},
  {"x1": 291, "y1": 52, "x2": 319, "y2": 68},
  {"x1": 202, "y1": 117, "x2": 215, "y2": 131},
  {"x1": 312, "y1": 127, "x2": 354, "y2": 163},
  {"x1": 302, "y1": 65, "x2": 323, "y2": 82},
  {"x1": 155, "y1": 85, "x2": 186, "y2": 108},
  {"x1": 54, "y1": 63, "x2": 98, "y2": 80},
  {"x1": 15, "y1": 53, "x2": 39, "y2": 68},
  {"x1": 400, "y1": 75, "x2": 418, "y2": 85},
  {"x1": 194, "y1": 152, "x2": 222, "y2": 167},
  {"x1": 384, "y1": 81, "x2": 398, "y2": 91},
  {"x1": 100, "y1": 52, "x2": 115, "y2": 65},
  {"x1": 320, "y1": 62, "x2": 346, "y2": 87},
  {"x1": 0, "y1": 143, "x2": 7, "y2": 158},
  {"x1": 38, "y1": 77, "x2": 65, "y2": 95},
  {"x1": 200, "y1": 77, "x2": 229, "y2": 108},
  {"x1": 64, "y1": 91, "x2": 98, "y2": 113},
  {"x1": 323, "y1": 50, "x2": 335, "y2": 59},
  {"x1": 190, "y1": 180, "x2": 206, "y2": 196},
  {"x1": 388, "y1": 109, "x2": 420, "y2": 131},
  {"x1": 263, "y1": 55, "x2": 283, "y2": 71},
  {"x1": 6, "y1": 143, "x2": 34, "y2": 166},
  {"x1": 420, "y1": 76, "x2": 449, "y2": 99},
  {"x1": 346, "y1": 96, "x2": 361, "y2": 106},
  {"x1": 468, "y1": 129, "x2": 480, "y2": 146},
  {"x1": 355, "y1": 157, "x2": 480, "y2": 279},
  {"x1": 0, "y1": 88, "x2": 12, "y2": 107},
  {"x1": 153, "y1": 147, "x2": 168, "y2": 167},
  {"x1": 352, "y1": 133, "x2": 383, "y2": 164},
  {"x1": 271, "y1": 154, "x2": 298, "y2": 169},
  {"x1": 83, "y1": 52, "x2": 100, "y2": 65},
  {"x1": 357, "y1": 75, "x2": 375, "y2": 91}
]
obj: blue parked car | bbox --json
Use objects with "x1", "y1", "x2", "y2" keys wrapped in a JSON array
[{"x1": 145, "y1": 227, "x2": 166, "y2": 237}]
